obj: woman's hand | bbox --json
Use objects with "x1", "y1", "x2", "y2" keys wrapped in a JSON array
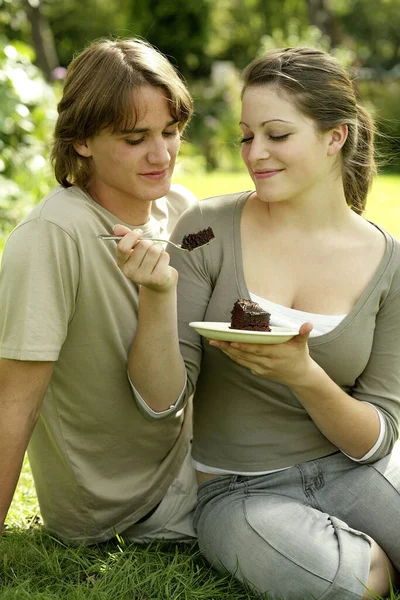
[
  {"x1": 113, "y1": 224, "x2": 178, "y2": 293},
  {"x1": 209, "y1": 322, "x2": 314, "y2": 388}
]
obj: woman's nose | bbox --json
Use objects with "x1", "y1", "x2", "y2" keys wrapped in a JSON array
[{"x1": 247, "y1": 137, "x2": 271, "y2": 164}]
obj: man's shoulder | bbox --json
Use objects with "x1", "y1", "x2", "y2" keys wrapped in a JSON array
[
  {"x1": 22, "y1": 185, "x2": 90, "y2": 225},
  {"x1": 9, "y1": 186, "x2": 103, "y2": 245}
]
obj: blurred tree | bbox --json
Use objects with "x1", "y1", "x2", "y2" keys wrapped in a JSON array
[
  {"x1": 23, "y1": 0, "x2": 58, "y2": 81},
  {"x1": 0, "y1": 0, "x2": 30, "y2": 41},
  {"x1": 42, "y1": 0, "x2": 132, "y2": 66},
  {"x1": 208, "y1": 0, "x2": 308, "y2": 69},
  {"x1": 129, "y1": 0, "x2": 212, "y2": 78},
  {"x1": 334, "y1": 0, "x2": 400, "y2": 71},
  {"x1": 2, "y1": 0, "x2": 212, "y2": 79},
  {"x1": 305, "y1": 0, "x2": 343, "y2": 47},
  {"x1": 2, "y1": 0, "x2": 399, "y2": 76}
]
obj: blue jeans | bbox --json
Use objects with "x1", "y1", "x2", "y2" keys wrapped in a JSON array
[{"x1": 193, "y1": 445, "x2": 400, "y2": 599}]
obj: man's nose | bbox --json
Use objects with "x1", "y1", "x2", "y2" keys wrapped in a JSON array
[{"x1": 147, "y1": 137, "x2": 170, "y2": 165}]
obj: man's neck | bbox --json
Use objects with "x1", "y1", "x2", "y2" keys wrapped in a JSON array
[{"x1": 87, "y1": 185, "x2": 153, "y2": 226}]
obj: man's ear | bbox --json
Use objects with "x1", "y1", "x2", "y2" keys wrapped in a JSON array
[
  {"x1": 327, "y1": 124, "x2": 348, "y2": 156},
  {"x1": 73, "y1": 141, "x2": 92, "y2": 158}
]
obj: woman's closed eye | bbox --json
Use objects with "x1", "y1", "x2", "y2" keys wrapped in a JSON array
[
  {"x1": 269, "y1": 133, "x2": 290, "y2": 141},
  {"x1": 240, "y1": 133, "x2": 290, "y2": 144}
]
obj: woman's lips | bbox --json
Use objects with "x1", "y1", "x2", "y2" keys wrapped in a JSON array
[
  {"x1": 253, "y1": 169, "x2": 282, "y2": 179},
  {"x1": 140, "y1": 169, "x2": 168, "y2": 180}
]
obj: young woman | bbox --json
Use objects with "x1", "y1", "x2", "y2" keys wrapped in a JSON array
[{"x1": 117, "y1": 47, "x2": 400, "y2": 598}]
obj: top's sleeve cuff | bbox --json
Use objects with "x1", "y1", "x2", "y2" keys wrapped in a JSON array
[
  {"x1": 344, "y1": 402, "x2": 386, "y2": 462},
  {"x1": 128, "y1": 372, "x2": 187, "y2": 419}
]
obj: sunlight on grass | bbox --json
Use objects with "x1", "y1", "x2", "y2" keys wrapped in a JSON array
[
  {"x1": 365, "y1": 175, "x2": 400, "y2": 238},
  {"x1": 7, "y1": 455, "x2": 39, "y2": 527},
  {"x1": 0, "y1": 530, "x2": 265, "y2": 599}
]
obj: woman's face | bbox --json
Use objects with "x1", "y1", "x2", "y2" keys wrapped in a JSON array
[{"x1": 240, "y1": 85, "x2": 334, "y2": 205}]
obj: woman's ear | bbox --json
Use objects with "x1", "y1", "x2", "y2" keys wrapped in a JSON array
[
  {"x1": 327, "y1": 124, "x2": 348, "y2": 156},
  {"x1": 73, "y1": 141, "x2": 92, "y2": 158}
]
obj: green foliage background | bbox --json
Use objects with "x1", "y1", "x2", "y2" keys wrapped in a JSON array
[
  {"x1": 0, "y1": 37, "x2": 56, "y2": 241},
  {"x1": 0, "y1": 0, "x2": 400, "y2": 240}
]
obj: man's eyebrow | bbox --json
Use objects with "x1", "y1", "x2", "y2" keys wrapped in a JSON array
[
  {"x1": 117, "y1": 119, "x2": 179, "y2": 135},
  {"x1": 239, "y1": 119, "x2": 294, "y2": 126}
]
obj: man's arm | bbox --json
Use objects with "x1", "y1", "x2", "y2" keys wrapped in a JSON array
[{"x1": 0, "y1": 358, "x2": 54, "y2": 531}]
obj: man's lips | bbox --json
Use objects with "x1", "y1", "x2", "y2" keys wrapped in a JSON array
[{"x1": 253, "y1": 169, "x2": 283, "y2": 179}]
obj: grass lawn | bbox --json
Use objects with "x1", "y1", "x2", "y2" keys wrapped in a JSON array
[{"x1": 2, "y1": 171, "x2": 400, "y2": 599}]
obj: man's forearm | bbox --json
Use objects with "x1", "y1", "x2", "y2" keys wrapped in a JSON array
[
  {"x1": 128, "y1": 286, "x2": 186, "y2": 411},
  {"x1": 0, "y1": 415, "x2": 35, "y2": 529},
  {"x1": 0, "y1": 358, "x2": 54, "y2": 531}
]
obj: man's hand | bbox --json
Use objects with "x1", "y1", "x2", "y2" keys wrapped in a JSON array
[{"x1": 114, "y1": 224, "x2": 178, "y2": 293}]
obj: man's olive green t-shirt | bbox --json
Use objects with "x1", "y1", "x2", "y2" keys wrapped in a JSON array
[
  {"x1": 168, "y1": 191, "x2": 400, "y2": 471},
  {"x1": 0, "y1": 184, "x2": 196, "y2": 543}
]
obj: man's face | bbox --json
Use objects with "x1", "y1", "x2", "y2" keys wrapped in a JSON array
[{"x1": 74, "y1": 85, "x2": 181, "y2": 216}]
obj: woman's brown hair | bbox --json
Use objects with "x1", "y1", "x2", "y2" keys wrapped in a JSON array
[
  {"x1": 52, "y1": 38, "x2": 193, "y2": 189},
  {"x1": 242, "y1": 47, "x2": 377, "y2": 215}
]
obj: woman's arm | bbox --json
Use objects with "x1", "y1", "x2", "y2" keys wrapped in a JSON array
[
  {"x1": 212, "y1": 314, "x2": 396, "y2": 460},
  {"x1": 286, "y1": 339, "x2": 382, "y2": 460}
]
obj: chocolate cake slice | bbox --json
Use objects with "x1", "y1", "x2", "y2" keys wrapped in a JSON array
[
  {"x1": 181, "y1": 226, "x2": 215, "y2": 251},
  {"x1": 230, "y1": 298, "x2": 271, "y2": 331}
]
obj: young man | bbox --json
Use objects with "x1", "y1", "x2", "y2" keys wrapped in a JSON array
[{"x1": 0, "y1": 38, "x2": 197, "y2": 544}]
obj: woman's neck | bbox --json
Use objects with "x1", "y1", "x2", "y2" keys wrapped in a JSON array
[{"x1": 249, "y1": 182, "x2": 353, "y2": 234}]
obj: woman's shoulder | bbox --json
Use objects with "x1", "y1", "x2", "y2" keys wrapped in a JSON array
[
  {"x1": 170, "y1": 190, "x2": 251, "y2": 243},
  {"x1": 178, "y1": 190, "x2": 251, "y2": 222},
  {"x1": 200, "y1": 189, "x2": 252, "y2": 212},
  {"x1": 374, "y1": 225, "x2": 400, "y2": 294},
  {"x1": 375, "y1": 224, "x2": 400, "y2": 258}
]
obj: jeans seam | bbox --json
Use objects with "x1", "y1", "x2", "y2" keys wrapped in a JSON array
[
  {"x1": 242, "y1": 498, "x2": 334, "y2": 584},
  {"x1": 297, "y1": 462, "x2": 324, "y2": 511}
]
